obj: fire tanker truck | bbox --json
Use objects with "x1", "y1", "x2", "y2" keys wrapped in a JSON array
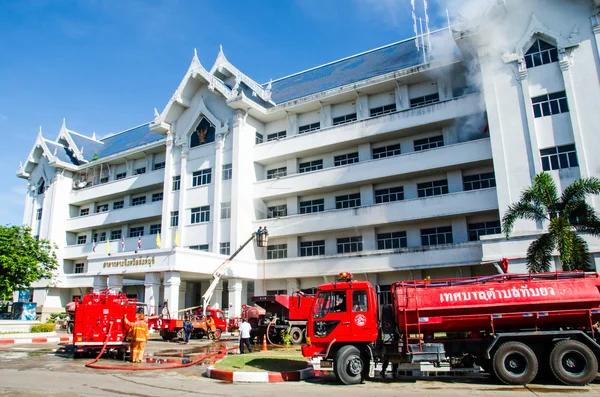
[{"x1": 302, "y1": 270, "x2": 600, "y2": 386}]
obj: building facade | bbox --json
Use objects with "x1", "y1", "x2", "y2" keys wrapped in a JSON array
[{"x1": 17, "y1": 0, "x2": 600, "y2": 320}]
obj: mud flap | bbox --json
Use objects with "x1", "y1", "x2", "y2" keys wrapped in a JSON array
[{"x1": 369, "y1": 360, "x2": 375, "y2": 378}]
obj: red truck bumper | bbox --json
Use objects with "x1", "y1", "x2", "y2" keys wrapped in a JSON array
[{"x1": 302, "y1": 344, "x2": 323, "y2": 358}]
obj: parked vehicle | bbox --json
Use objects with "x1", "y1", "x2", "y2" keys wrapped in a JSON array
[
  {"x1": 249, "y1": 293, "x2": 314, "y2": 344},
  {"x1": 148, "y1": 307, "x2": 227, "y2": 341}
]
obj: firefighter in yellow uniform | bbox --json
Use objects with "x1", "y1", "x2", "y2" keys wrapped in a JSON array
[{"x1": 124, "y1": 313, "x2": 150, "y2": 363}]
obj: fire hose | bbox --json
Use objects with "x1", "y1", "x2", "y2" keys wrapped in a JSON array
[{"x1": 265, "y1": 317, "x2": 290, "y2": 348}]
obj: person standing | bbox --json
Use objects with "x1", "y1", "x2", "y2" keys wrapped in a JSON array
[
  {"x1": 124, "y1": 313, "x2": 150, "y2": 363},
  {"x1": 182, "y1": 319, "x2": 193, "y2": 344},
  {"x1": 238, "y1": 318, "x2": 252, "y2": 354},
  {"x1": 206, "y1": 316, "x2": 216, "y2": 340}
]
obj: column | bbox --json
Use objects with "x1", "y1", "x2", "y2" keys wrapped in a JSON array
[
  {"x1": 286, "y1": 236, "x2": 298, "y2": 258},
  {"x1": 144, "y1": 273, "x2": 161, "y2": 316},
  {"x1": 147, "y1": 153, "x2": 155, "y2": 172},
  {"x1": 360, "y1": 184, "x2": 374, "y2": 206},
  {"x1": 451, "y1": 218, "x2": 469, "y2": 244},
  {"x1": 211, "y1": 133, "x2": 226, "y2": 254},
  {"x1": 211, "y1": 280, "x2": 223, "y2": 310},
  {"x1": 177, "y1": 146, "x2": 189, "y2": 247},
  {"x1": 93, "y1": 276, "x2": 108, "y2": 291},
  {"x1": 320, "y1": 103, "x2": 331, "y2": 128},
  {"x1": 286, "y1": 196, "x2": 298, "y2": 216},
  {"x1": 395, "y1": 83, "x2": 409, "y2": 111},
  {"x1": 437, "y1": 77, "x2": 453, "y2": 101},
  {"x1": 358, "y1": 143, "x2": 371, "y2": 161},
  {"x1": 163, "y1": 271, "x2": 180, "y2": 318},
  {"x1": 287, "y1": 113, "x2": 298, "y2": 136},
  {"x1": 356, "y1": 93, "x2": 369, "y2": 119},
  {"x1": 160, "y1": 135, "x2": 175, "y2": 249},
  {"x1": 286, "y1": 158, "x2": 298, "y2": 176},
  {"x1": 286, "y1": 278, "x2": 299, "y2": 295},
  {"x1": 227, "y1": 279, "x2": 243, "y2": 317},
  {"x1": 179, "y1": 281, "x2": 187, "y2": 311},
  {"x1": 446, "y1": 170, "x2": 463, "y2": 193},
  {"x1": 516, "y1": 61, "x2": 542, "y2": 175},
  {"x1": 107, "y1": 275, "x2": 124, "y2": 292},
  {"x1": 362, "y1": 227, "x2": 377, "y2": 251}
]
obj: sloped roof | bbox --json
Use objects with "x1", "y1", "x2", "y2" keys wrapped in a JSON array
[
  {"x1": 44, "y1": 139, "x2": 82, "y2": 165},
  {"x1": 68, "y1": 131, "x2": 103, "y2": 161},
  {"x1": 95, "y1": 123, "x2": 164, "y2": 159}
]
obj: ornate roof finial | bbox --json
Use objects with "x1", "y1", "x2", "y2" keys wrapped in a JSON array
[
  {"x1": 267, "y1": 78, "x2": 273, "y2": 91},
  {"x1": 91, "y1": 132, "x2": 97, "y2": 140},
  {"x1": 38, "y1": 126, "x2": 43, "y2": 137},
  {"x1": 60, "y1": 117, "x2": 68, "y2": 134},
  {"x1": 154, "y1": 108, "x2": 160, "y2": 119},
  {"x1": 53, "y1": 147, "x2": 57, "y2": 156}
]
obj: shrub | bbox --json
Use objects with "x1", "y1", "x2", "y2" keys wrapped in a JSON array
[
  {"x1": 31, "y1": 323, "x2": 55, "y2": 333},
  {"x1": 280, "y1": 329, "x2": 291, "y2": 350}
]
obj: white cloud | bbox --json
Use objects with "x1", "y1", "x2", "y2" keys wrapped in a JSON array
[{"x1": 353, "y1": 0, "x2": 411, "y2": 28}]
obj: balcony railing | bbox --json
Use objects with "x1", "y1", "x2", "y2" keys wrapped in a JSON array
[{"x1": 66, "y1": 200, "x2": 163, "y2": 233}]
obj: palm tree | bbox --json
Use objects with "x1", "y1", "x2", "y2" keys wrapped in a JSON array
[{"x1": 502, "y1": 172, "x2": 600, "y2": 272}]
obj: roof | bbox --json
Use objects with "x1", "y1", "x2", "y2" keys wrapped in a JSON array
[
  {"x1": 44, "y1": 140, "x2": 82, "y2": 165},
  {"x1": 95, "y1": 123, "x2": 164, "y2": 159},
  {"x1": 68, "y1": 131, "x2": 103, "y2": 161}
]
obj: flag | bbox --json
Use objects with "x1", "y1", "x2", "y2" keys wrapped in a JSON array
[
  {"x1": 137, "y1": 236, "x2": 142, "y2": 250},
  {"x1": 121, "y1": 235, "x2": 125, "y2": 252},
  {"x1": 174, "y1": 229, "x2": 179, "y2": 247},
  {"x1": 106, "y1": 240, "x2": 109, "y2": 255},
  {"x1": 156, "y1": 233, "x2": 161, "y2": 249},
  {"x1": 92, "y1": 239, "x2": 96, "y2": 253}
]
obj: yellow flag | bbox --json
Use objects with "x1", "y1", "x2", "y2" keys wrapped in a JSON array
[
  {"x1": 156, "y1": 232, "x2": 161, "y2": 249},
  {"x1": 174, "y1": 229, "x2": 179, "y2": 247},
  {"x1": 106, "y1": 240, "x2": 109, "y2": 254}
]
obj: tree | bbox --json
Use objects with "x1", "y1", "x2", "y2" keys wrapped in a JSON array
[
  {"x1": 0, "y1": 225, "x2": 58, "y2": 300},
  {"x1": 502, "y1": 172, "x2": 600, "y2": 272}
]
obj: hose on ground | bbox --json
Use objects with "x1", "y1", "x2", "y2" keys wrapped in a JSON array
[{"x1": 265, "y1": 317, "x2": 289, "y2": 348}]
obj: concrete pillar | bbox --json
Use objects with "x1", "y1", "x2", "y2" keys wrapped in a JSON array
[
  {"x1": 254, "y1": 278, "x2": 265, "y2": 296},
  {"x1": 438, "y1": 77, "x2": 453, "y2": 101},
  {"x1": 286, "y1": 158, "x2": 298, "y2": 176},
  {"x1": 93, "y1": 276, "x2": 108, "y2": 291},
  {"x1": 451, "y1": 218, "x2": 469, "y2": 244},
  {"x1": 228, "y1": 279, "x2": 243, "y2": 317},
  {"x1": 163, "y1": 271, "x2": 180, "y2": 318},
  {"x1": 358, "y1": 143, "x2": 371, "y2": 161},
  {"x1": 516, "y1": 65, "x2": 542, "y2": 176},
  {"x1": 447, "y1": 170, "x2": 463, "y2": 193},
  {"x1": 410, "y1": 269, "x2": 423, "y2": 280},
  {"x1": 395, "y1": 83, "x2": 409, "y2": 110},
  {"x1": 286, "y1": 278, "x2": 299, "y2": 295},
  {"x1": 357, "y1": 94, "x2": 369, "y2": 119},
  {"x1": 211, "y1": 134, "x2": 226, "y2": 254},
  {"x1": 286, "y1": 236, "x2": 298, "y2": 258},
  {"x1": 286, "y1": 197, "x2": 298, "y2": 216},
  {"x1": 360, "y1": 184, "x2": 374, "y2": 206},
  {"x1": 107, "y1": 275, "x2": 124, "y2": 292},
  {"x1": 178, "y1": 148, "x2": 189, "y2": 246},
  {"x1": 287, "y1": 113, "x2": 298, "y2": 136},
  {"x1": 161, "y1": 135, "x2": 175, "y2": 249},
  {"x1": 179, "y1": 281, "x2": 187, "y2": 311},
  {"x1": 320, "y1": 103, "x2": 331, "y2": 128},
  {"x1": 144, "y1": 273, "x2": 161, "y2": 316},
  {"x1": 362, "y1": 227, "x2": 377, "y2": 251},
  {"x1": 211, "y1": 280, "x2": 223, "y2": 310}
]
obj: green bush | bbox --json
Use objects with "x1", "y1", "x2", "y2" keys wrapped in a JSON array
[
  {"x1": 280, "y1": 329, "x2": 291, "y2": 350},
  {"x1": 49, "y1": 312, "x2": 67, "y2": 321},
  {"x1": 31, "y1": 323, "x2": 55, "y2": 333}
]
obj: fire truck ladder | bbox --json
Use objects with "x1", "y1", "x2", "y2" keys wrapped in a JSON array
[{"x1": 402, "y1": 282, "x2": 424, "y2": 357}]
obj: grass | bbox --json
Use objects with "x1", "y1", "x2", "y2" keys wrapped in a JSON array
[{"x1": 213, "y1": 348, "x2": 308, "y2": 372}]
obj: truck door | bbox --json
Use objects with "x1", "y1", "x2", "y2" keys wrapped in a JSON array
[
  {"x1": 350, "y1": 289, "x2": 377, "y2": 338},
  {"x1": 312, "y1": 290, "x2": 352, "y2": 341}
]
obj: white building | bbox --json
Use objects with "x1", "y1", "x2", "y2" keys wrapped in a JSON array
[{"x1": 16, "y1": 0, "x2": 600, "y2": 320}]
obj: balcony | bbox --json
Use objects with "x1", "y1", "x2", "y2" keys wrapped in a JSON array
[
  {"x1": 65, "y1": 200, "x2": 163, "y2": 233},
  {"x1": 253, "y1": 93, "x2": 484, "y2": 163},
  {"x1": 62, "y1": 234, "x2": 162, "y2": 259},
  {"x1": 254, "y1": 138, "x2": 492, "y2": 200},
  {"x1": 69, "y1": 169, "x2": 165, "y2": 205},
  {"x1": 255, "y1": 188, "x2": 498, "y2": 237}
]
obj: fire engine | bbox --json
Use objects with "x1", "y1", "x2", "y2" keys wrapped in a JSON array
[{"x1": 302, "y1": 269, "x2": 600, "y2": 386}]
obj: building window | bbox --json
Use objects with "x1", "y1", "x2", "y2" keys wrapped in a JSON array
[
  {"x1": 336, "y1": 193, "x2": 361, "y2": 209},
  {"x1": 172, "y1": 175, "x2": 181, "y2": 191},
  {"x1": 375, "y1": 186, "x2": 404, "y2": 203},
  {"x1": 93, "y1": 232, "x2": 106, "y2": 242},
  {"x1": 116, "y1": 172, "x2": 127, "y2": 180},
  {"x1": 220, "y1": 242, "x2": 230, "y2": 255},
  {"x1": 95, "y1": 204, "x2": 108, "y2": 213},
  {"x1": 77, "y1": 235, "x2": 87, "y2": 245},
  {"x1": 134, "y1": 167, "x2": 146, "y2": 175},
  {"x1": 464, "y1": 173, "x2": 496, "y2": 191},
  {"x1": 468, "y1": 221, "x2": 501, "y2": 241},
  {"x1": 190, "y1": 244, "x2": 209, "y2": 251},
  {"x1": 417, "y1": 179, "x2": 449, "y2": 198},
  {"x1": 129, "y1": 227, "x2": 144, "y2": 238},
  {"x1": 222, "y1": 164, "x2": 232, "y2": 181},
  {"x1": 414, "y1": 135, "x2": 444, "y2": 151},
  {"x1": 377, "y1": 232, "x2": 407, "y2": 249},
  {"x1": 372, "y1": 144, "x2": 401, "y2": 159},
  {"x1": 255, "y1": 132, "x2": 264, "y2": 144},
  {"x1": 149, "y1": 224, "x2": 161, "y2": 235},
  {"x1": 299, "y1": 160, "x2": 323, "y2": 173},
  {"x1": 267, "y1": 289, "x2": 286, "y2": 295},
  {"x1": 80, "y1": 208, "x2": 89, "y2": 216},
  {"x1": 337, "y1": 237, "x2": 363, "y2": 253},
  {"x1": 267, "y1": 167, "x2": 287, "y2": 180},
  {"x1": 131, "y1": 196, "x2": 146, "y2": 206},
  {"x1": 421, "y1": 226, "x2": 453, "y2": 246},
  {"x1": 267, "y1": 244, "x2": 287, "y2": 259},
  {"x1": 113, "y1": 200, "x2": 124, "y2": 210},
  {"x1": 532, "y1": 91, "x2": 569, "y2": 118},
  {"x1": 299, "y1": 122, "x2": 320, "y2": 134},
  {"x1": 153, "y1": 162, "x2": 165, "y2": 170},
  {"x1": 267, "y1": 131, "x2": 286, "y2": 141},
  {"x1": 100, "y1": 176, "x2": 109, "y2": 184},
  {"x1": 541, "y1": 144, "x2": 579, "y2": 171},
  {"x1": 300, "y1": 240, "x2": 325, "y2": 257},
  {"x1": 525, "y1": 39, "x2": 558, "y2": 69},
  {"x1": 334, "y1": 152, "x2": 359, "y2": 166},
  {"x1": 370, "y1": 103, "x2": 396, "y2": 117},
  {"x1": 37, "y1": 178, "x2": 45, "y2": 194},
  {"x1": 333, "y1": 113, "x2": 357, "y2": 126},
  {"x1": 170, "y1": 211, "x2": 179, "y2": 227},
  {"x1": 74, "y1": 263, "x2": 84, "y2": 274},
  {"x1": 300, "y1": 199, "x2": 325, "y2": 214},
  {"x1": 267, "y1": 205, "x2": 287, "y2": 219},
  {"x1": 36, "y1": 208, "x2": 42, "y2": 220},
  {"x1": 221, "y1": 202, "x2": 231, "y2": 219},
  {"x1": 152, "y1": 193, "x2": 163, "y2": 202},
  {"x1": 192, "y1": 168, "x2": 212, "y2": 187},
  {"x1": 191, "y1": 206, "x2": 210, "y2": 224},
  {"x1": 110, "y1": 230, "x2": 122, "y2": 241},
  {"x1": 191, "y1": 117, "x2": 216, "y2": 148},
  {"x1": 410, "y1": 93, "x2": 440, "y2": 108}
]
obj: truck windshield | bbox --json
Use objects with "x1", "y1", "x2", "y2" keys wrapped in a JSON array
[{"x1": 313, "y1": 291, "x2": 346, "y2": 318}]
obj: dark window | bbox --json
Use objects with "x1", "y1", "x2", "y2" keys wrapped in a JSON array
[
  {"x1": 375, "y1": 186, "x2": 404, "y2": 204},
  {"x1": 332, "y1": 113, "x2": 357, "y2": 126},
  {"x1": 299, "y1": 160, "x2": 323, "y2": 173},
  {"x1": 172, "y1": 175, "x2": 181, "y2": 191},
  {"x1": 152, "y1": 193, "x2": 163, "y2": 202},
  {"x1": 300, "y1": 199, "x2": 325, "y2": 214},
  {"x1": 222, "y1": 164, "x2": 232, "y2": 180},
  {"x1": 149, "y1": 224, "x2": 161, "y2": 235},
  {"x1": 170, "y1": 211, "x2": 179, "y2": 227},
  {"x1": 370, "y1": 103, "x2": 396, "y2": 117},
  {"x1": 220, "y1": 202, "x2": 231, "y2": 219},
  {"x1": 334, "y1": 152, "x2": 359, "y2": 166},
  {"x1": 77, "y1": 235, "x2": 87, "y2": 245},
  {"x1": 36, "y1": 208, "x2": 42, "y2": 220},
  {"x1": 336, "y1": 193, "x2": 361, "y2": 209},
  {"x1": 134, "y1": 167, "x2": 146, "y2": 175},
  {"x1": 131, "y1": 196, "x2": 146, "y2": 206},
  {"x1": 191, "y1": 206, "x2": 210, "y2": 224},
  {"x1": 95, "y1": 204, "x2": 108, "y2": 213},
  {"x1": 113, "y1": 200, "x2": 124, "y2": 210},
  {"x1": 267, "y1": 205, "x2": 287, "y2": 218},
  {"x1": 540, "y1": 144, "x2": 579, "y2": 171},
  {"x1": 190, "y1": 117, "x2": 216, "y2": 148},
  {"x1": 414, "y1": 135, "x2": 444, "y2": 151},
  {"x1": 74, "y1": 263, "x2": 84, "y2": 274},
  {"x1": 410, "y1": 93, "x2": 440, "y2": 108},
  {"x1": 100, "y1": 176, "x2": 109, "y2": 184},
  {"x1": 267, "y1": 244, "x2": 287, "y2": 259},
  {"x1": 110, "y1": 230, "x2": 122, "y2": 240},
  {"x1": 116, "y1": 172, "x2": 127, "y2": 180},
  {"x1": 421, "y1": 226, "x2": 453, "y2": 246},
  {"x1": 532, "y1": 91, "x2": 569, "y2": 118},
  {"x1": 153, "y1": 162, "x2": 165, "y2": 170},
  {"x1": 524, "y1": 39, "x2": 559, "y2": 69},
  {"x1": 37, "y1": 179, "x2": 45, "y2": 194},
  {"x1": 337, "y1": 237, "x2": 363, "y2": 253},
  {"x1": 190, "y1": 244, "x2": 209, "y2": 251},
  {"x1": 377, "y1": 232, "x2": 407, "y2": 249},
  {"x1": 220, "y1": 242, "x2": 230, "y2": 255},
  {"x1": 129, "y1": 227, "x2": 144, "y2": 238},
  {"x1": 267, "y1": 289, "x2": 287, "y2": 295},
  {"x1": 464, "y1": 172, "x2": 496, "y2": 191},
  {"x1": 372, "y1": 144, "x2": 401, "y2": 159},
  {"x1": 352, "y1": 290, "x2": 368, "y2": 312},
  {"x1": 468, "y1": 221, "x2": 501, "y2": 241},
  {"x1": 417, "y1": 179, "x2": 449, "y2": 198},
  {"x1": 267, "y1": 167, "x2": 287, "y2": 179},
  {"x1": 80, "y1": 208, "x2": 89, "y2": 216},
  {"x1": 255, "y1": 132, "x2": 264, "y2": 144},
  {"x1": 192, "y1": 169, "x2": 212, "y2": 187},
  {"x1": 267, "y1": 131, "x2": 286, "y2": 141},
  {"x1": 300, "y1": 240, "x2": 325, "y2": 257},
  {"x1": 299, "y1": 122, "x2": 320, "y2": 134},
  {"x1": 94, "y1": 232, "x2": 106, "y2": 242}
]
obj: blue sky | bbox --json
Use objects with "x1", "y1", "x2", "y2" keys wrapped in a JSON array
[{"x1": 0, "y1": 0, "x2": 454, "y2": 226}]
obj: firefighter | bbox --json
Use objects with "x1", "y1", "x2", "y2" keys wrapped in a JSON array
[
  {"x1": 124, "y1": 313, "x2": 150, "y2": 363},
  {"x1": 206, "y1": 316, "x2": 216, "y2": 340},
  {"x1": 182, "y1": 319, "x2": 193, "y2": 344}
]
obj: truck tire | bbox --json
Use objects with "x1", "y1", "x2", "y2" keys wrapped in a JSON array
[
  {"x1": 335, "y1": 345, "x2": 366, "y2": 385},
  {"x1": 549, "y1": 340, "x2": 598, "y2": 386},
  {"x1": 493, "y1": 341, "x2": 538, "y2": 385},
  {"x1": 67, "y1": 322, "x2": 74, "y2": 334},
  {"x1": 211, "y1": 329, "x2": 222, "y2": 341},
  {"x1": 289, "y1": 327, "x2": 304, "y2": 345},
  {"x1": 161, "y1": 331, "x2": 176, "y2": 341}
]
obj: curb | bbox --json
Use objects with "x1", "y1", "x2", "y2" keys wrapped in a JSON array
[
  {"x1": 205, "y1": 364, "x2": 314, "y2": 383},
  {"x1": 0, "y1": 336, "x2": 72, "y2": 345}
]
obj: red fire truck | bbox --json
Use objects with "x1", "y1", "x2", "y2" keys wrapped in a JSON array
[
  {"x1": 302, "y1": 271, "x2": 600, "y2": 386},
  {"x1": 149, "y1": 307, "x2": 227, "y2": 341}
]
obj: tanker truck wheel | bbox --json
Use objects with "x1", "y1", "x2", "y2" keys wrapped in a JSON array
[
  {"x1": 335, "y1": 345, "x2": 366, "y2": 385},
  {"x1": 549, "y1": 340, "x2": 598, "y2": 386},
  {"x1": 161, "y1": 331, "x2": 176, "y2": 341},
  {"x1": 289, "y1": 327, "x2": 304, "y2": 345},
  {"x1": 493, "y1": 341, "x2": 538, "y2": 385}
]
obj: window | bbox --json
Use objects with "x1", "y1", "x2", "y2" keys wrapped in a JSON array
[
  {"x1": 337, "y1": 237, "x2": 363, "y2": 253},
  {"x1": 192, "y1": 169, "x2": 212, "y2": 187},
  {"x1": 134, "y1": 167, "x2": 146, "y2": 175},
  {"x1": 267, "y1": 167, "x2": 287, "y2": 179},
  {"x1": 113, "y1": 200, "x2": 124, "y2": 210},
  {"x1": 417, "y1": 180, "x2": 449, "y2": 198},
  {"x1": 172, "y1": 175, "x2": 181, "y2": 191},
  {"x1": 334, "y1": 152, "x2": 359, "y2": 166},
  {"x1": 74, "y1": 263, "x2": 84, "y2": 274},
  {"x1": 191, "y1": 117, "x2": 216, "y2": 147},
  {"x1": 131, "y1": 196, "x2": 146, "y2": 206},
  {"x1": 190, "y1": 244, "x2": 209, "y2": 251},
  {"x1": 300, "y1": 240, "x2": 325, "y2": 257},
  {"x1": 370, "y1": 103, "x2": 396, "y2": 117},
  {"x1": 540, "y1": 144, "x2": 579, "y2": 171},
  {"x1": 110, "y1": 230, "x2": 122, "y2": 241},
  {"x1": 116, "y1": 172, "x2": 127, "y2": 180},
  {"x1": 220, "y1": 242, "x2": 230, "y2": 255},
  {"x1": 153, "y1": 162, "x2": 165, "y2": 170},
  {"x1": 93, "y1": 232, "x2": 106, "y2": 242},
  {"x1": 410, "y1": 93, "x2": 440, "y2": 108},
  {"x1": 532, "y1": 91, "x2": 569, "y2": 118},
  {"x1": 336, "y1": 193, "x2": 361, "y2": 209},
  {"x1": 468, "y1": 221, "x2": 501, "y2": 241},
  {"x1": 267, "y1": 205, "x2": 287, "y2": 218},
  {"x1": 372, "y1": 144, "x2": 401, "y2": 159},
  {"x1": 222, "y1": 164, "x2": 232, "y2": 181},
  {"x1": 333, "y1": 113, "x2": 357, "y2": 126},
  {"x1": 421, "y1": 226, "x2": 453, "y2": 246},
  {"x1": 267, "y1": 131, "x2": 286, "y2": 141},
  {"x1": 36, "y1": 208, "x2": 42, "y2": 220},
  {"x1": 221, "y1": 202, "x2": 231, "y2": 219},
  {"x1": 129, "y1": 227, "x2": 144, "y2": 238},
  {"x1": 377, "y1": 232, "x2": 407, "y2": 249},
  {"x1": 37, "y1": 178, "x2": 45, "y2": 194},
  {"x1": 191, "y1": 206, "x2": 210, "y2": 224},
  {"x1": 375, "y1": 186, "x2": 404, "y2": 203},
  {"x1": 299, "y1": 160, "x2": 323, "y2": 173},
  {"x1": 414, "y1": 135, "x2": 444, "y2": 151},
  {"x1": 255, "y1": 132, "x2": 264, "y2": 144},
  {"x1": 267, "y1": 289, "x2": 287, "y2": 296},
  {"x1": 463, "y1": 173, "x2": 496, "y2": 191},
  {"x1": 314, "y1": 291, "x2": 347, "y2": 317},
  {"x1": 100, "y1": 176, "x2": 109, "y2": 184},
  {"x1": 170, "y1": 211, "x2": 179, "y2": 227},
  {"x1": 149, "y1": 224, "x2": 161, "y2": 235},
  {"x1": 299, "y1": 122, "x2": 320, "y2": 134},
  {"x1": 352, "y1": 290, "x2": 368, "y2": 312},
  {"x1": 525, "y1": 38, "x2": 558, "y2": 69},
  {"x1": 80, "y1": 208, "x2": 89, "y2": 216},
  {"x1": 267, "y1": 244, "x2": 287, "y2": 259},
  {"x1": 77, "y1": 235, "x2": 87, "y2": 245},
  {"x1": 95, "y1": 204, "x2": 108, "y2": 213},
  {"x1": 152, "y1": 193, "x2": 163, "y2": 202},
  {"x1": 300, "y1": 199, "x2": 325, "y2": 214}
]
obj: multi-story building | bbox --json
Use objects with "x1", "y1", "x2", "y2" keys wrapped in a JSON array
[{"x1": 16, "y1": 0, "x2": 600, "y2": 320}]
